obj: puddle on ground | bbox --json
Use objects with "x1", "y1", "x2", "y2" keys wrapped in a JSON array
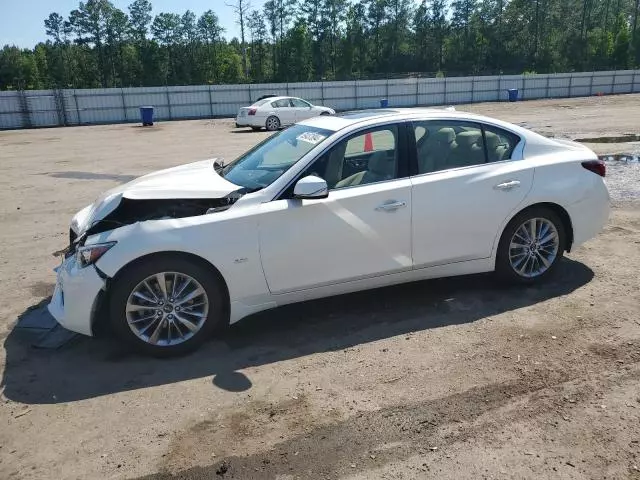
[
  {"x1": 598, "y1": 153, "x2": 640, "y2": 201},
  {"x1": 576, "y1": 134, "x2": 640, "y2": 143},
  {"x1": 598, "y1": 154, "x2": 640, "y2": 163},
  {"x1": 47, "y1": 171, "x2": 137, "y2": 183}
]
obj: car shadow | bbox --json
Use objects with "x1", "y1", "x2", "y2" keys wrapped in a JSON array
[
  {"x1": 230, "y1": 129, "x2": 261, "y2": 134},
  {"x1": 1, "y1": 259, "x2": 594, "y2": 404}
]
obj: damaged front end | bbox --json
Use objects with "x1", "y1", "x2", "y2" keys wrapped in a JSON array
[{"x1": 64, "y1": 190, "x2": 245, "y2": 258}]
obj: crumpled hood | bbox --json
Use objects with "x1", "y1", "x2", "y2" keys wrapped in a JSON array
[{"x1": 72, "y1": 159, "x2": 240, "y2": 235}]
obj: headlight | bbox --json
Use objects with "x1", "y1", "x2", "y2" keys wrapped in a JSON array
[{"x1": 76, "y1": 242, "x2": 116, "y2": 268}]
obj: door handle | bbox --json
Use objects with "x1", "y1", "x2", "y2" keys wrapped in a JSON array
[
  {"x1": 376, "y1": 200, "x2": 407, "y2": 211},
  {"x1": 494, "y1": 180, "x2": 521, "y2": 191}
]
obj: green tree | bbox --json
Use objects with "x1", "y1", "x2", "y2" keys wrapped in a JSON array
[
  {"x1": 128, "y1": 0, "x2": 152, "y2": 41},
  {"x1": 198, "y1": 10, "x2": 225, "y2": 83},
  {"x1": 226, "y1": 0, "x2": 252, "y2": 80},
  {"x1": 248, "y1": 10, "x2": 269, "y2": 81}
]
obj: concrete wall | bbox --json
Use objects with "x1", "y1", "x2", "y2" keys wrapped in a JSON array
[{"x1": 1, "y1": 70, "x2": 639, "y2": 130}]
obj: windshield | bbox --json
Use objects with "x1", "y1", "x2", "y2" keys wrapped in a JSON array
[{"x1": 221, "y1": 125, "x2": 332, "y2": 190}]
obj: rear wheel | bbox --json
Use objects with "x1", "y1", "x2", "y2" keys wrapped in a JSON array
[
  {"x1": 109, "y1": 256, "x2": 225, "y2": 357},
  {"x1": 265, "y1": 116, "x2": 281, "y2": 131},
  {"x1": 496, "y1": 207, "x2": 566, "y2": 284}
]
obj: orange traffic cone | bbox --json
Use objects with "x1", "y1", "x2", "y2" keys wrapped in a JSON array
[{"x1": 364, "y1": 132, "x2": 374, "y2": 152}]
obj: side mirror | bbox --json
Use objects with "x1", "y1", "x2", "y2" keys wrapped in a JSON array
[{"x1": 293, "y1": 175, "x2": 328, "y2": 199}]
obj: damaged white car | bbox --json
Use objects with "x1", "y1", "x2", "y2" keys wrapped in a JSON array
[{"x1": 50, "y1": 109, "x2": 609, "y2": 356}]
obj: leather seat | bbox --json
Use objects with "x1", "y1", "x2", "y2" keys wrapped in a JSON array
[
  {"x1": 447, "y1": 130, "x2": 484, "y2": 168},
  {"x1": 335, "y1": 151, "x2": 396, "y2": 188},
  {"x1": 324, "y1": 142, "x2": 347, "y2": 188},
  {"x1": 419, "y1": 127, "x2": 456, "y2": 173},
  {"x1": 485, "y1": 131, "x2": 508, "y2": 162}
]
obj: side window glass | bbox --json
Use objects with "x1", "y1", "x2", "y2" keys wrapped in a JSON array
[
  {"x1": 413, "y1": 121, "x2": 486, "y2": 174},
  {"x1": 291, "y1": 98, "x2": 309, "y2": 108},
  {"x1": 299, "y1": 126, "x2": 399, "y2": 190},
  {"x1": 273, "y1": 99, "x2": 290, "y2": 108},
  {"x1": 483, "y1": 125, "x2": 521, "y2": 161}
]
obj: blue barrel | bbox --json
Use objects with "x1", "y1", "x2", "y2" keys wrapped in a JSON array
[
  {"x1": 507, "y1": 89, "x2": 519, "y2": 102},
  {"x1": 140, "y1": 106, "x2": 154, "y2": 126},
  {"x1": 380, "y1": 98, "x2": 389, "y2": 108}
]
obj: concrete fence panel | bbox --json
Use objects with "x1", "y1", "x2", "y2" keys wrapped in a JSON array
[{"x1": 2, "y1": 69, "x2": 639, "y2": 129}]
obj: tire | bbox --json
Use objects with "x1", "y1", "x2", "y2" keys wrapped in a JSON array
[
  {"x1": 251, "y1": 126, "x2": 262, "y2": 131},
  {"x1": 109, "y1": 255, "x2": 226, "y2": 357},
  {"x1": 235, "y1": 123, "x2": 240, "y2": 128},
  {"x1": 495, "y1": 207, "x2": 566, "y2": 284},
  {"x1": 265, "y1": 115, "x2": 281, "y2": 131}
]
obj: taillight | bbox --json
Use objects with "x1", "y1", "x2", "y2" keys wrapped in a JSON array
[
  {"x1": 248, "y1": 108, "x2": 257, "y2": 116},
  {"x1": 581, "y1": 160, "x2": 606, "y2": 177}
]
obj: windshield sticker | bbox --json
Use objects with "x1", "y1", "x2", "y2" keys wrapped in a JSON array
[{"x1": 296, "y1": 132, "x2": 327, "y2": 145}]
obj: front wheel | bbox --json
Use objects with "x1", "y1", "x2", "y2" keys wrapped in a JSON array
[
  {"x1": 496, "y1": 207, "x2": 566, "y2": 284},
  {"x1": 265, "y1": 115, "x2": 281, "y2": 131},
  {"x1": 109, "y1": 256, "x2": 226, "y2": 357}
]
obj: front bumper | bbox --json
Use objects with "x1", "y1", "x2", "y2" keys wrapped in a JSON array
[{"x1": 48, "y1": 254, "x2": 106, "y2": 337}]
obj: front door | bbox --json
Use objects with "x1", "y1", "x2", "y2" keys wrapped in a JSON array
[
  {"x1": 272, "y1": 98, "x2": 296, "y2": 125},
  {"x1": 259, "y1": 124, "x2": 413, "y2": 294},
  {"x1": 409, "y1": 120, "x2": 534, "y2": 268},
  {"x1": 291, "y1": 98, "x2": 314, "y2": 122}
]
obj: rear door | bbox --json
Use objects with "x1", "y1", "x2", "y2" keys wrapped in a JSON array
[{"x1": 409, "y1": 120, "x2": 533, "y2": 268}]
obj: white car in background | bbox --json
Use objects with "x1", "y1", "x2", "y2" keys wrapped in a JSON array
[
  {"x1": 235, "y1": 96, "x2": 335, "y2": 131},
  {"x1": 49, "y1": 108, "x2": 609, "y2": 356}
]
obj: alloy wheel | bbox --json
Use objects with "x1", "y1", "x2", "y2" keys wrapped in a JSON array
[
  {"x1": 125, "y1": 272, "x2": 209, "y2": 346},
  {"x1": 508, "y1": 218, "x2": 560, "y2": 278}
]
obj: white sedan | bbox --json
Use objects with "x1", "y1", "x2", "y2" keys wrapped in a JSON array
[
  {"x1": 49, "y1": 109, "x2": 610, "y2": 356},
  {"x1": 235, "y1": 96, "x2": 335, "y2": 131}
]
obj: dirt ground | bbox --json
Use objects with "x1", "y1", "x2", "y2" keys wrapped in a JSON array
[{"x1": 0, "y1": 94, "x2": 639, "y2": 480}]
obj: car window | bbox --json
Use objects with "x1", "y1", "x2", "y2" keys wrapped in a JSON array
[
  {"x1": 291, "y1": 98, "x2": 311, "y2": 108},
  {"x1": 483, "y1": 125, "x2": 521, "y2": 161},
  {"x1": 252, "y1": 98, "x2": 271, "y2": 107},
  {"x1": 222, "y1": 125, "x2": 332, "y2": 190},
  {"x1": 300, "y1": 126, "x2": 400, "y2": 190},
  {"x1": 272, "y1": 99, "x2": 291, "y2": 108},
  {"x1": 413, "y1": 120, "x2": 486, "y2": 174}
]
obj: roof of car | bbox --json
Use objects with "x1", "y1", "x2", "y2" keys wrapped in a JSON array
[
  {"x1": 298, "y1": 106, "x2": 468, "y2": 131},
  {"x1": 255, "y1": 95, "x2": 298, "y2": 103}
]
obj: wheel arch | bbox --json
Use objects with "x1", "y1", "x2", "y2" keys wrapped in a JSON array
[
  {"x1": 93, "y1": 250, "x2": 231, "y2": 335},
  {"x1": 496, "y1": 202, "x2": 574, "y2": 257}
]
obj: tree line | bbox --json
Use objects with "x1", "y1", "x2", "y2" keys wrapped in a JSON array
[{"x1": 1, "y1": 0, "x2": 640, "y2": 90}]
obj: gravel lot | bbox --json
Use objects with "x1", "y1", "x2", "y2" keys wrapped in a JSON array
[{"x1": 1, "y1": 94, "x2": 639, "y2": 480}]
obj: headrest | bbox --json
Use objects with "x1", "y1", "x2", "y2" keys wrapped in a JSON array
[
  {"x1": 484, "y1": 131, "x2": 500, "y2": 149},
  {"x1": 434, "y1": 127, "x2": 455, "y2": 144},
  {"x1": 456, "y1": 131, "x2": 482, "y2": 148},
  {"x1": 368, "y1": 151, "x2": 395, "y2": 176}
]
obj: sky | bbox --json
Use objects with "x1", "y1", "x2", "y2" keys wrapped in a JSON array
[{"x1": 0, "y1": 0, "x2": 268, "y2": 48}]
